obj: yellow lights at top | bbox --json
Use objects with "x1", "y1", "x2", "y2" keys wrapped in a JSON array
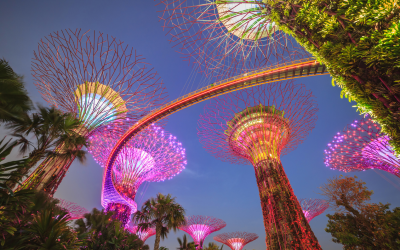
[
  {"x1": 216, "y1": 0, "x2": 276, "y2": 41},
  {"x1": 74, "y1": 81, "x2": 128, "y2": 130}
]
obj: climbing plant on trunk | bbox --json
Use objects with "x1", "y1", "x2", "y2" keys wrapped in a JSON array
[{"x1": 262, "y1": 0, "x2": 400, "y2": 153}]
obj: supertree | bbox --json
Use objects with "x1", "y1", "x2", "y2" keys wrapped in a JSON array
[
  {"x1": 179, "y1": 215, "x2": 226, "y2": 249},
  {"x1": 129, "y1": 225, "x2": 157, "y2": 243},
  {"x1": 299, "y1": 198, "x2": 329, "y2": 223},
  {"x1": 56, "y1": 198, "x2": 89, "y2": 221},
  {"x1": 213, "y1": 232, "x2": 258, "y2": 250},
  {"x1": 18, "y1": 29, "x2": 167, "y2": 195},
  {"x1": 158, "y1": 0, "x2": 308, "y2": 81},
  {"x1": 198, "y1": 81, "x2": 321, "y2": 249},
  {"x1": 88, "y1": 123, "x2": 186, "y2": 226},
  {"x1": 324, "y1": 117, "x2": 400, "y2": 177}
]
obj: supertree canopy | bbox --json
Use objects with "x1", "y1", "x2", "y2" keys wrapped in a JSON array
[
  {"x1": 213, "y1": 232, "x2": 258, "y2": 250},
  {"x1": 299, "y1": 198, "x2": 329, "y2": 223},
  {"x1": 129, "y1": 225, "x2": 157, "y2": 242},
  {"x1": 324, "y1": 117, "x2": 400, "y2": 177},
  {"x1": 56, "y1": 199, "x2": 88, "y2": 221},
  {"x1": 179, "y1": 215, "x2": 226, "y2": 249},
  {"x1": 88, "y1": 124, "x2": 186, "y2": 226},
  {"x1": 198, "y1": 81, "x2": 321, "y2": 249},
  {"x1": 19, "y1": 29, "x2": 167, "y2": 195},
  {"x1": 158, "y1": 0, "x2": 308, "y2": 80}
]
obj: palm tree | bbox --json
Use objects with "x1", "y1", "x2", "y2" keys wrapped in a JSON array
[
  {"x1": 133, "y1": 193, "x2": 186, "y2": 250},
  {"x1": 177, "y1": 234, "x2": 198, "y2": 250},
  {"x1": 5, "y1": 106, "x2": 88, "y2": 189},
  {"x1": 0, "y1": 58, "x2": 32, "y2": 122},
  {"x1": 204, "y1": 242, "x2": 223, "y2": 250}
]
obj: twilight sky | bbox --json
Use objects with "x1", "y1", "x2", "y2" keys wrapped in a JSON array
[{"x1": 1, "y1": 1, "x2": 400, "y2": 250}]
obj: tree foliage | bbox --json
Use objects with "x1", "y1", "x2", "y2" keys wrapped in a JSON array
[
  {"x1": 263, "y1": 0, "x2": 400, "y2": 154},
  {"x1": 177, "y1": 234, "x2": 197, "y2": 250},
  {"x1": 75, "y1": 208, "x2": 148, "y2": 250},
  {"x1": 5, "y1": 106, "x2": 88, "y2": 190},
  {"x1": 0, "y1": 58, "x2": 32, "y2": 122},
  {"x1": 133, "y1": 193, "x2": 186, "y2": 250},
  {"x1": 320, "y1": 175, "x2": 400, "y2": 249}
]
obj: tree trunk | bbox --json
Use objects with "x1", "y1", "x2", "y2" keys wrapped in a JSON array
[
  {"x1": 254, "y1": 158, "x2": 321, "y2": 250},
  {"x1": 154, "y1": 222, "x2": 162, "y2": 250}
]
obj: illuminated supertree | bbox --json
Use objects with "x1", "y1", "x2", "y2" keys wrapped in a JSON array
[
  {"x1": 158, "y1": 0, "x2": 308, "y2": 80},
  {"x1": 299, "y1": 198, "x2": 329, "y2": 223},
  {"x1": 324, "y1": 117, "x2": 400, "y2": 177},
  {"x1": 213, "y1": 232, "x2": 258, "y2": 250},
  {"x1": 129, "y1": 225, "x2": 157, "y2": 242},
  {"x1": 18, "y1": 29, "x2": 167, "y2": 195},
  {"x1": 198, "y1": 81, "x2": 321, "y2": 249},
  {"x1": 88, "y1": 124, "x2": 186, "y2": 226},
  {"x1": 179, "y1": 215, "x2": 226, "y2": 249},
  {"x1": 56, "y1": 199, "x2": 88, "y2": 221}
]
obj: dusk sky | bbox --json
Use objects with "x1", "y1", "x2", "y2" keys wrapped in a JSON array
[{"x1": 1, "y1": 1, "x2": 400, "y2": 250}]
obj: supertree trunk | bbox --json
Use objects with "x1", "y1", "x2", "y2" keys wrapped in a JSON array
[
  {"x1": 17, "y1": 145, "x2": 82, "y2": 196},
  {"x1": 254, "y1": 159, "x2": 321, "y2": 250}
]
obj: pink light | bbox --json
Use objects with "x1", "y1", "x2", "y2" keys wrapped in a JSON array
[
  {"x1": 179, "y1": 215, "x2": 226, "y2": 249},
  {"x1": 227, "y1": 238, "x2": 245, "y2": 250},
  {"x1": 130, "y1": 225, "x2": 157, "y2": 242}
]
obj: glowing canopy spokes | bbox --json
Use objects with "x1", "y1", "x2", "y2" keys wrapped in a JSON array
[
  {"x1": 299, "y1": 198, "x2": 329, "y2": 222},
  {"x1": 324, "y1": 117, "x2": 400, "y2": 177},
  {"x1": 214, "y1": 232, "x2": 258, "y2": 250},
  {"x1": 129, "y1": 225, "x2": 157, "y2": 242},
  {"x1": 159, "y1": 0, "x2": 308, "y2": 81},
  {"x1": 56, "y1": 199, "x2": 88, "y2": 221},
  {"x1": 179, "y1": 215, "x2": 226, "y2": 249}
]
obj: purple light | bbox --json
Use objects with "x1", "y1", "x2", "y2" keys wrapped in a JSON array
[
  {"x1": 88, "y1": 124, "x2": 187, "y2": 227},
  {"x1": 324, "y1": 117, "x2": 400, "y2": 177}
]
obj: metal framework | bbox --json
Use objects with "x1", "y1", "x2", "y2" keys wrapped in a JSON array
[
  {"x1": 18, "y1": 29, "x2": 167, "y2": 195},
  {"x1": 56, "y1": 198, "x2": 88, "y2": 221},
  {"x1": 104, "y1": 59, "x2": 328, "y2": 186},
  {"x1": 129, "y1": 225, "x2": 157, "y2": 242},
  {"x1": 179, "y1": 215, "x2": 226, "y2": 249},
  {"x1": 299, "y1": 198, "x2": 329, "y2": 222},
  {"x1": 324, "y1": 117, "x2": 400, "y2": 177},
  {"x1": 198, "y1": 81, "x2": 321, "y2": 249},
  {"x1": 213, "y1": 232, "x2": 258, "y2": 250},
  {"x1": 158, "y1": 0, "x2": 309, "y2": 80},
  {"x1": 89, "y1": 123, "x2": 186, "y2": 227}
]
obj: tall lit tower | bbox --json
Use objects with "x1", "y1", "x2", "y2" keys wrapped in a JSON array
[
  {"x1": 19, "y1": 29, "x2": 167, "y2": 195},
  {"x1": 299, "y1": 198, "x2": 329, "y2": 222},
  {"x1": 88, "y1": 124, "x2": 186, "y2": 226},
  {"x1": 129, "y1": 225, "x2": 157, "y2": 243},
  {"x1": 213, "y1": 232, "x2": 258, "y2": 250},
  {"x1": 324, "y1": 117, "x2": 400, "y2": 177},
  {"x1": 158, "y1": 0, "x2": 308, "y2": 80},
  {"x1": 56, "y1": 199, "x2": 88, "y2": 221},
  {"x1": 198, "y1": 81, "x2": 321, "y2": 249},
  {"x1": 179, "y1": 215, "x2": 226, "y2": 249}
]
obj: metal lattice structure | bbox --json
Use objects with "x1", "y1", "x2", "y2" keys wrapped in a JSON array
[
  {"x1": 56, "y1": 199, "x2": 88, "y2": 221},
  {"x1": 129, "y1": 225, "x2": 157, "y2": 242},
  {"x1": 179, "y1": 215, "x2": 226, "y2": 249},
  {"x1": 213, "y1": 232, "x2": 258, "y2": 250},
  {"x1": 18, "y1": 29, "x2": 167, "y2": 195},
  {"x1": 88, "y1": 123, "x2": 186, "y2": 226},
  {"x1": 158, "y1": 0, "x2": 308, "y2": 81},
  {"x1": 324, "y1": 117, "x2": 400, "y2": 177},
  {"x1": 299, "y1": 198, "x2": 329, "y2": 222},
  {"x1": 198, "y1": 81, "x2": 321, "y2": 249}
]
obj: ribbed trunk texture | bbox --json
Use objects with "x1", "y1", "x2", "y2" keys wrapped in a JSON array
[
  {"x1": 154, "y1": 223, "x2": 162, "y2": 250},
  {"x1": 254, "y1": 158, "x2": 321, "y2": 249},
  {"x1": 16, "y1": 144, "x2": 83, "y2": 196}
]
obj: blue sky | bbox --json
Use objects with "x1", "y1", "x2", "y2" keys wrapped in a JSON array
[{"x1": 1, "y1": 1, "x2": 400, "y2": 250}]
